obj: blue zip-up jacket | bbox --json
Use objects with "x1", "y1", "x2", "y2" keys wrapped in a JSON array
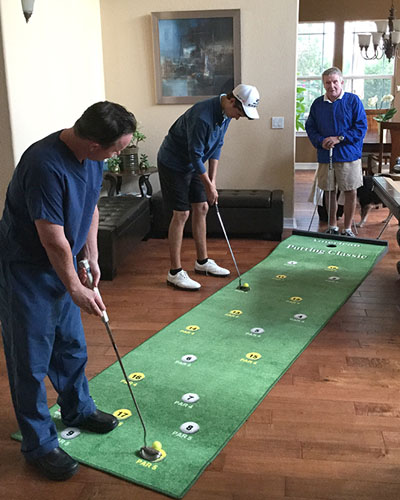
[
  {"x1": 305, "y1": 92, "x2": 367, "y2": 163},
  {"x1": 158, "y1": 96, "x2": 231, "y2": 174}
]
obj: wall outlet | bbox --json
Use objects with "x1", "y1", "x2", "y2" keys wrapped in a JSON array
[{"x1": 271, "y1": 117, "x2": 284, "y2": 129}]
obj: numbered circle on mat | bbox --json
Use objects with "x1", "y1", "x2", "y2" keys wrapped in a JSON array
[
  {"x1": 61, "y1": 427, "x2": 81, "y2": 440},
  {"x1": 250, "y1": 327, "x2": 264, "y2": 334},
  {"x1": 181, "y1": 354, "x2": 197, "y2": 363},
  {"x1": 113, "y1": 409, "x2": 132, "y2": 420},
  {"x1": 182, "y1": 393, "x2": 200, "y2": 404},
  {"x1": 180, "y1": 422, "x2": 200, "y2": 434}
]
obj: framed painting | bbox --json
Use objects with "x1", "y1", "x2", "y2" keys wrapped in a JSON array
[{"x1": 151, "y1": 9, "x2": 241, "y2": 104}]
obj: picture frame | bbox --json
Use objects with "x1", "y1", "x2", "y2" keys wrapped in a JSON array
[{"x1": 151, "y1": 9, "x2": 241, "y2": 104}]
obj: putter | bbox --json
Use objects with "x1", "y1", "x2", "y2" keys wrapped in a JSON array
[
  {"x1": 78, "y1": 259, "x2": 161, "y2": 462},
  {"x1": 214, "y1": 202, "x2": 249, "y2": 291},
  {"x1": 327, "y1": 147, "x2": 333, "y2": 231}
]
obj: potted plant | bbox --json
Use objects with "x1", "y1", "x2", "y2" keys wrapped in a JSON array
[
  {"x1": 105, "y1": 155, "x2": 121, "y2": 173},
  {"x1": 369, "y1": 94, "x2": 397, "y2": 123},
  {"x1": 120, "y1": 129, "x2": 147, "y2": 172},
  {"x1": 368, "y1": 94, "x2": 397, "y2": 143},
  {"x1": 139, "y1": 153, "x2": 154, "y2": 171},
  {"x1": 296, "y1": 86, "x2": 306, "y2": 131}
]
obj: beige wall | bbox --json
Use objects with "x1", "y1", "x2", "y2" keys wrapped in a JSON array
[
  {"x1": 297, "y1": 0, "x2": 400, "y2": 163},
  {"x1": 100, "y1": 0, "x2": 299, "y2": 217},
  {"x1": 0, "y1": 0, "x2": 105, "y2": 211}
]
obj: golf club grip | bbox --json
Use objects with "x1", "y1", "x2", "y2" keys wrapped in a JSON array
[
  {"x1": 78, "y1": 259, "x2": 94, "y2": 287},
  {"x1": 78, "y1": 259, "x2": 109, "y2": 323}
]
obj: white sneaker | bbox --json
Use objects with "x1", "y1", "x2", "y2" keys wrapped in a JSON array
[
  {"x1": 194, "y1": 259, "x2": 230, "y2": 277},
  {"x1": 341, "y1": 228, "x2": 356, "y2": 237},
  {"x1": 167, "y1": 270, "x2": 201, "y2": 290}
]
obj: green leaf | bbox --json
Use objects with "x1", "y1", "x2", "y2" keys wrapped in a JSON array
[
  {"x1": 296, "y1": 120, "x2": 305, "y2": 131},
  {"x1": 383, "y1": 108, "x2": 397, "y2": 121},
  {"x1": 296, "y1": 86, "x2": 307, "y2": 130},
  {"x1": 373, "y1": 107, "x2": 397, "y2": 122}
]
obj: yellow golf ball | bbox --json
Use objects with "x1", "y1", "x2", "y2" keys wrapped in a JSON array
[
  {"x1": 152, "y1": 441, "x2": 162, "y2": 451},
  {"x1": 243, "y1": 283, "x2": 249, "y2": 288}
]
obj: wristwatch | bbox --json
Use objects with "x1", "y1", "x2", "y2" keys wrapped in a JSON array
[{"x1": 338, "y1": 135, "x2": 344, "y2": 142}]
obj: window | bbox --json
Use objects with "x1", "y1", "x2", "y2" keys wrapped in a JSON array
[
  {"x1": 343, "y1": 21, "x2": 394, "y2": 109},
  {"x1": 296, "y1": 22, "x2": 335, "y2": 128}
]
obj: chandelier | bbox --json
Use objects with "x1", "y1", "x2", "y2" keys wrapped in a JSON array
[{"x1": 358, "y1": 2, "x2": 400, "y2": 60}]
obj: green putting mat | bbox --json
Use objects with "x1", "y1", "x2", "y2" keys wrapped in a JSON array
[{"x1": 12, "y1": 231, "x2": 387, "y2": 498}]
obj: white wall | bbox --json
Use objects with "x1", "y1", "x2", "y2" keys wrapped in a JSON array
[
  {"x1": 100, "y1": 0, "x2": 298, "y2": 216},
  {"x1": 0, "y1": 11, "x2": 13, "y2": 210},
  {"x1": 0, "y1": 0, "x2": 106, "y2": 210}
]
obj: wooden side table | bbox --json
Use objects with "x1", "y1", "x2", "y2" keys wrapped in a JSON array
[{"x1": 103, "y1": 166, "x2": 158, "y2": 197}]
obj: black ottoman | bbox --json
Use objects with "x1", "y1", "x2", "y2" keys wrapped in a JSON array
[
  {"x1": 97, "y1": 196, "x2": 151, "y2": 280},
  {"x1": 150, "y1": 189, "x2": 283, "y2": 241}
]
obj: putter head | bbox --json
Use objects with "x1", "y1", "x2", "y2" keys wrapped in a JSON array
[
  {"x1": 140, "y1": 446, "x2": 162, "y2": 462},
  {"x1": 237, "y1": 282, "x2": 250, "y2": 292}
]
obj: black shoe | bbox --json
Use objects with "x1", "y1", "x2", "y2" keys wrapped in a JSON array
[
  {"x1": 26, "y1": 447, "x2": 79, "y2": 481},
  {"x1": 78, "y1": 409, "x2": 118, "y2": 434}
]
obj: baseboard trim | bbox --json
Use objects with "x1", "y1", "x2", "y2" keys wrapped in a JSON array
[
  {"x1": 295, "y1": 162, "x2": 318, "y2": 170},
  {"x1": 284, "y1": 218, "x2": 297, "y2": 229}
]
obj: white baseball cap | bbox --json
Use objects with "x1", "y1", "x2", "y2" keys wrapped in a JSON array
[{"x1": 232, "y1": 84, "x2": 260, "y2": 119}]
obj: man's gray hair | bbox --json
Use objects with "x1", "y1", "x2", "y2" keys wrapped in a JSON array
[{"x1": 322, "y1": 67, "x2": 343, "y2": 80}]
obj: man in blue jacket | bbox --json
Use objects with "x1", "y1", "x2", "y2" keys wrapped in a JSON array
[
  {"x1": 306, "y1": 67, "x2": 367, "y2": 236},
  {"x1": 158, "y1": 84, "x2": 260, "y2": 290}
]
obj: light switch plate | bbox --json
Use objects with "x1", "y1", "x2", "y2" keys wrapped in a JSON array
[{"x1": 272, "y1": 116, "x2": 284, "y2": 129}]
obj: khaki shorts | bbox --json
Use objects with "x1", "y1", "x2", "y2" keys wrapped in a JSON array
[{"x1": 317, "y1": 159, "x2": 363, "y2": 191}]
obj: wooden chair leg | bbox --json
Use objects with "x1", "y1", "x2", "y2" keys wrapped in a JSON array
[{"x1": 367, "y1": 155, "x2": 373, "y2": 175}]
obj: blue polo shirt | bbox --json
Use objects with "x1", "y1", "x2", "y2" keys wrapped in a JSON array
[
  {"x1": 158, "y1": 96, "x2": 231, "y2": 174},
  {"x1": 305, "y1": 92, "x2": 367, "y2": 163},
  {"x1": 0, "y1": 131, "x2": 103, "y2": 265}
]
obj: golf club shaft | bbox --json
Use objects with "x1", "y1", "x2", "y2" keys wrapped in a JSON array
[
  {"x1": 327, "y1": 147, "x2": 333, "y2": 229},
  {"x1": 78, "y1": 259, "x2": 148, "y2": 447},
  {"x1": 308, "y1": 187, "x2": 324, "y2": 232},
  {"x1": 215, "y1": 202, "x2": 242, "y2": 285}
]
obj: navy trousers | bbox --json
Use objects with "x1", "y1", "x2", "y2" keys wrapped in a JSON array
[{"x1": 0, "y1": 260, "x2": 96, "y2": 459}]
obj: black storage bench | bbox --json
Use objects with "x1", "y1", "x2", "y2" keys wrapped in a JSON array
[
  {"x1": 150, "y1": 189, "x2": 284, "y2": 241},
  {"x1": 97, "y1": 196, "x2": 151, "y2": 280}
]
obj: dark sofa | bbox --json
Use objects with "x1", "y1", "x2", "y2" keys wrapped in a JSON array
[{"x1": 150, "y1": 189, "x2": 284, "y2": 241}]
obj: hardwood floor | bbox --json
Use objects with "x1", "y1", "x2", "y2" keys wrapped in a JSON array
[{"x1": 1, "y1": 170, "x2": 400, "y2": 499}]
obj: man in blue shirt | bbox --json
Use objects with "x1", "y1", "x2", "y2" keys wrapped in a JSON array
[
  {"x1": 0, "y1": 102, "x2": 136, "y2": 481},
  {"x1": 157, "y1": 84, "x2": 260, "y2": 290},
  {"x1": 306, "y1": 67, "x2": 367, "y2": 236}
]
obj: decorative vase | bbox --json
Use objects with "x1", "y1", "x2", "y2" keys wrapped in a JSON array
[
  {"x1": 377, "y1": 121, "x2": 388, "y2": 143},
  {"x1": 120, "y1": 146, "x2": 139, "y2": 173}
]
